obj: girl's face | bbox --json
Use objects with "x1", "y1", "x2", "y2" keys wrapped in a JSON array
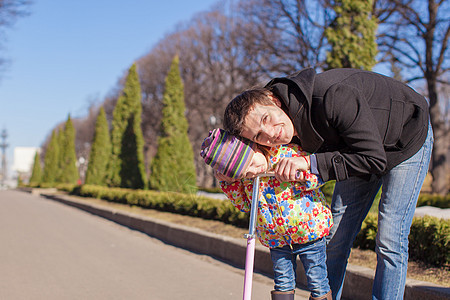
[{"x1": 244, "y1": 148, "x2": 268, "y2": 178}]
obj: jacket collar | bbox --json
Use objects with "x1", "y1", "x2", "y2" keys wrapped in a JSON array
[{"x1": 265, "y1": 68, "x2": 324, "y2": 152}]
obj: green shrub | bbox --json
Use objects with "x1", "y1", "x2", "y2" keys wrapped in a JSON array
[
  {"x1": 321, "y1": 181, "x2": 335, "y2": 204},
  {"x1": 198, "y1": 187, "x2": 223, "y2": 194},
  {"x1": 409, "y1": 216, "x2": 450, "y2": 266},
  {"x1": 216, "y1": 200, "x2": 249, "y2": 227},
  {"x1": 55, "y1": 183, "x2": 77, "y2": 192},
  {"x1": 353, "y1": 213, "x2": 378, "y2": 250},
  {"x1": 196, "y1": 196, "x2": 219, "y2": 220},
  {"x1": 70, "y1": 184, "x2": 244, "y2": 225},
  {"x1": 417, "y1": 193, "x2": 450, "y2": 209},
  {"x1": 353, "y1": 213, "x2": 449, "y2": 267}
]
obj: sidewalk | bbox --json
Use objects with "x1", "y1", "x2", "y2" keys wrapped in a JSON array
[
  {"x1": 415, "y1": 206, "x2": 450, "y2": 219},
  {"x1": 25, "y1": 189, "x2": 450, "y2": 300}
]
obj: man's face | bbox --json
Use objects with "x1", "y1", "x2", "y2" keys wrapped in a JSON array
[{"x1": 240, "y1": 98, "x2": 295, "y2": 146}]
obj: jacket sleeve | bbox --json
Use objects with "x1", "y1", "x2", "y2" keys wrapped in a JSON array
[
  {"x1": 315, "y1": 84, "x2": 387, "y2": 182},
  {"x1": 220, "y1": 180, "x2": 251, "y2": 213},
  {"x1": 293, "y1": 148, "x2": 326, "y2": 191}
]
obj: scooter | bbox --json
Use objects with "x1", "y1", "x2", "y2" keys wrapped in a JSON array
[{"x1": 242, "y1": 171, "x2": 304, "y2": 300}]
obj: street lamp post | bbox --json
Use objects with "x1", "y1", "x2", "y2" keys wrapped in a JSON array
[{"x1": 0, "y1": 129, "x2": 8, "y2": 188}]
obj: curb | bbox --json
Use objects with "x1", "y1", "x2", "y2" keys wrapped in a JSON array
[{"x1": 36, "y1": 191, "x2": 449, "y2": 300}]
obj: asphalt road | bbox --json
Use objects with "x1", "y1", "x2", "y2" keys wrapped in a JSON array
[{"x1": 0, "y1": 190, "x2": 309, "y2": 300}]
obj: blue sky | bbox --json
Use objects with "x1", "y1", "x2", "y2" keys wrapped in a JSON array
[{"x1": 0, "y1": 0, "x2": 219, "y2": 175}]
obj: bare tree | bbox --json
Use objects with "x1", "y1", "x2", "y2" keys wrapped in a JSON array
[
  {"x1": 136, "y1": 6, "x2": 267, "y2": 187},
  {"x1": 376, "y1": 0, "x2": 450, "y2": 194},
  {"x1": 0, "y1": 0, "x2": 31, "y2": 76},
  {"x1": 181, "y1": 8, "x2": 264, "y2": 186},
  {"x1": 236, "y1": 0, "x2": 334, "y2": 77}
]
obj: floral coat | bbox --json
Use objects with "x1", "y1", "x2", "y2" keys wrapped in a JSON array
[{"x1": 221, "y1": 144, "x2": 333, "y2": 249}]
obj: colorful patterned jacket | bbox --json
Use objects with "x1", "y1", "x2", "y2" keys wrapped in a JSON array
[{"x1": 221, "y1": 144, "x2": 333, "y2": 249}]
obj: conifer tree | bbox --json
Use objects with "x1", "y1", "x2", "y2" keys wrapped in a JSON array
[
  {"x1": 55, "y1": 128, "x2": 64, "y2": 183},
  {"x1": 58, "y1": 115, "x2": 79, "y2": 184},
  {"x1": 29, "y1": 151, "x2": 42, "y2": 186},
  {"x1": 325, "y1": 0, "x2": 378, "y2": 70},
  {"x1": 42, "y1": 130, "x2": 59, "y2": 184},
  {"x1": 107, "y1": 63, "x2": 146, "y2": 189},
  {"x1": 85, "y1": 107, "x2": 111, "y2": 185},
  {"x1": 150, "y1": 56, "x2": 197, "y2": 193}
]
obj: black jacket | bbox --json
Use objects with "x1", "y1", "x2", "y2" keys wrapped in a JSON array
[{"x1": 266, "y1": 68, "x2": 430, "y2": 182}]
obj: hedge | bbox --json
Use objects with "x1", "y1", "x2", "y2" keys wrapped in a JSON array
[
  {"x1": 313, "y1": 181, "x2": 450, "y2": 209},
  {"x1": 32, "y1": 184, "x2": 449, "y2": 267},
  {"x1": 73, "y1": 185, "x2": 249, "y2": 228},
  {"x1": 417, "y1": 193, "x2": 450, "y2": 208},
  {"x1": 409, "y1": 216, "x2": 449, "y2": 266},
  {"x1": 354, "y1": 213, "x2": 449, "y2": 267}
]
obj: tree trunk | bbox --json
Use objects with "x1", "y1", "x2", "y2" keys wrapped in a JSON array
[
  {"x1": 427, "y1": 78, "x2": 449, "y2": 195},
  {"x1": 424, "y1": 1, "x2": 449, "y2": 195}
]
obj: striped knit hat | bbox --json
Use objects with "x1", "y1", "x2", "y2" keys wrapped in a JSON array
[{"x1": 200, "y1": 128, "x2": 256, "y2": 179}]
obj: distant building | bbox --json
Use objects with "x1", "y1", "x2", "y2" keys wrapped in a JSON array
[{"x1": 13, "y1": 147, "x2": 40, "y2": 183}]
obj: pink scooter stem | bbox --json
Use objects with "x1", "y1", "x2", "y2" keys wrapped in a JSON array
[
  {"x1": 243, "y1": 174, "x2": 273, "y2": 300},
  {"x1": 243, "y1": 237, "x2": 256, "y2": 300},
  {"x1": 242, "y1": 171, "x2": 303, "y2": 299}
]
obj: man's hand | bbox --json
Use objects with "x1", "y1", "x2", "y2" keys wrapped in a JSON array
[{"x1": 273, "y1": 156, "x2": 310, "y2": 182}]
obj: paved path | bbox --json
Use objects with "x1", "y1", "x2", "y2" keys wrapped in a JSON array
[
  {"x1": 414, "y1": 206, "x2": 450, "y2": 219},
  {"x1": 0, "y1": 190, "x2": 309, "y2": 300}
]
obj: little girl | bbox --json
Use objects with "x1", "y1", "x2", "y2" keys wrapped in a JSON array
[{"x1": 200, "y1": 128, "x2": 333, "y2": 300}]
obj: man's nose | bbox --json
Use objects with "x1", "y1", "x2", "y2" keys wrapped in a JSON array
[{"x1": 260, "y1": 125, "x2": 276, "y2": 143}]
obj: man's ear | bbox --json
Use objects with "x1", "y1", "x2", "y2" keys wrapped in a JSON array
[{"x1": 269, "y1": 94, "x2": 282, "y2": 107}]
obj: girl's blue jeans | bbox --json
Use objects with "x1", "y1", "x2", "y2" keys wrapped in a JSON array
[
  {"x1": 326, "y1": 123, "x2": 433, "y2": 300},
  {"x1": 270, "y1": 237, "x2": 330, "y2": 297}
]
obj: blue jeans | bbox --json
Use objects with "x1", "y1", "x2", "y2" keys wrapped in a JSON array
[
  {"x1": 270, "y1": 237, "x2": 330, "y2": 297},
  {"x1": 326, "y1": 123, "x2": 433, "y2": 300}
]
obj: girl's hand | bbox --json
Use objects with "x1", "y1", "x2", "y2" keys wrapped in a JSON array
[
  {"x1": 273, "y1": 156, "x2": 310, "y2": 182},
  {"x1": 214, "y1": 170, "x2": 237, "y2": 183}
]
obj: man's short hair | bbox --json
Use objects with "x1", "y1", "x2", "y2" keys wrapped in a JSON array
[{"x1": 223, "y1": 88, "x2": 274, "y2": 136}]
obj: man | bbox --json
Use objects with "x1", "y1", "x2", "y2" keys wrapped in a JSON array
[{"x1": 222, "y1": 68, "x2": 433, "y2": 300}]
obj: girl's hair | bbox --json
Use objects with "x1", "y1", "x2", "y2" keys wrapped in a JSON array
[
  {"x1": 258, "y1": 144, "x2": 271, "y2": 159},
  {"x1": 223, "y1": 87, "x2": 274, "y2": 136},
  {"x1": 255, "y1": 144, "x2": 275, "y2": 173}
]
